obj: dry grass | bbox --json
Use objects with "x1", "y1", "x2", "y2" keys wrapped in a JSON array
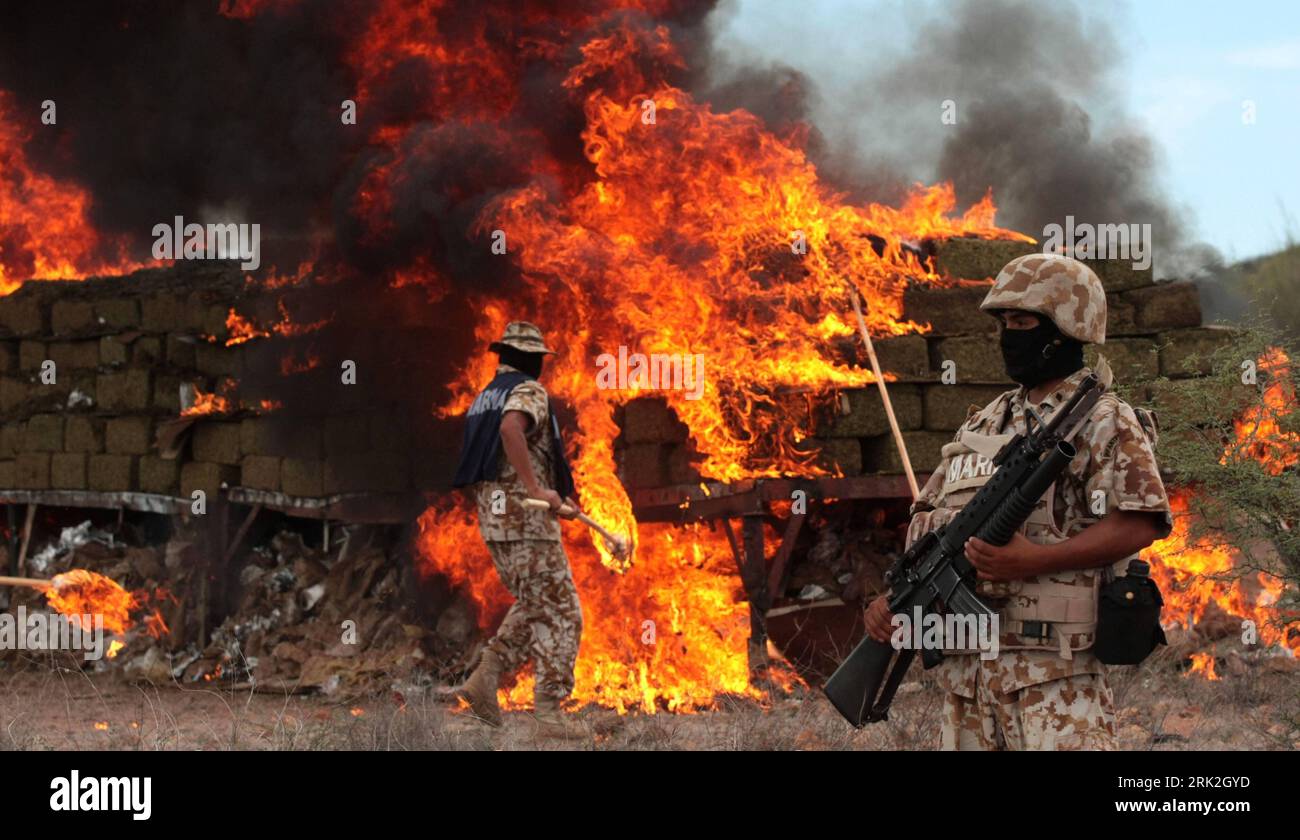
[{"x1": 0, "y1": 645, "x2": 1294, "y2": 750}]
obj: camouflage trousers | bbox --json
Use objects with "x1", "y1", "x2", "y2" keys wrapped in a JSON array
[
  {"x1": 484, "y1": 539, "x2": 583, "y2": 700},
  {"x1": 940, "y1": 671, "x2": 1117, "y2": 751}
]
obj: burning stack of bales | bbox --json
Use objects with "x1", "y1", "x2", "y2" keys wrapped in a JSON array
[
  {"x1": 616, "y1": 236, "x2": 1228, "y2": 488},
  {"x1": 0, "y1": 262, "x2": 454, "y2": 696},
  {"x1": 0, "y1": 262, "x2": 429, "y2": 506}
]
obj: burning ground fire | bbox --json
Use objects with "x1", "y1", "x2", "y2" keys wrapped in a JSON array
[{"x1": 1143, "y1": 349, "x2": 1300, "y2": 668}]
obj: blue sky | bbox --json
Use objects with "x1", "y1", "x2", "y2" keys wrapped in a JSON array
[
  {"x1": 713, "y1": 0, "x2": 1299, "y2": 261},
  {"x1": 1126, "y1": 0, "x2": 1299, "y2": 260}
]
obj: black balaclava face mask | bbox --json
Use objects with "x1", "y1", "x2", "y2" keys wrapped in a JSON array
[
  {"x1": 999, "y1": 317, "x2": 1085, "y2": 388},
  {"x1": 496, "y1": 346, "x2": 545, "y2": 379}
]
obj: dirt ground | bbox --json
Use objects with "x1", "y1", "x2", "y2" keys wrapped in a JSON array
[{"x1": 1, "y1": 637, "x2": 1296, "y2": 751}]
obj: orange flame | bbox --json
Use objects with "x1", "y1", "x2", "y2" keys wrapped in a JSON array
[
  {"x1": 38, "y1": 570, "x2": 171, "y2": 654},
  {"x1": 410, "y1": 12, "x2": 1033, "y2": 713},
  {"x1": 279, "y1": 350, "x2": 321, "y2": 375},
  {"x1": 0, "y1": 92, "x2": 151, "y2": 295},
  {"x1": 1144, "y1": 348, "x2": 1299, "y2": 667},
  {"x1": 1184, "y1": 651, "x2": 1221, "y2": 681},
  {"x1": 417, "y1": 502, "x2": 757, "y2": 714},
  {"x1": 181, "y1": 377, "x2": 280, "y2": 417},
  {"x1": 225, "y1": 308, "x2": 269, "y2": 346},
  {"x1": 181, "y1": 382, "x2": 237, "y2": 417},
  {"x1": 1224, "y1": 348, "x2": 1298, "y2": 476},
  {"x1": 44, "y1": 570, "x2": 136, "y2": 634}
]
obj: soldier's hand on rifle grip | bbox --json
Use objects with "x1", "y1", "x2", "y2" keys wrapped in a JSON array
[
  {"x1": 864, "y1": 595, "x2": 895, "y2": 643},
  {"x1": 965, "y1": 532, "x2": 1041, "y2": 581}
]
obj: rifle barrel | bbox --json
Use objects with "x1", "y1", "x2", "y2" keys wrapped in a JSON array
[{"x1": 1044, "y1": 373, "x2": 1099, "y2": 434}]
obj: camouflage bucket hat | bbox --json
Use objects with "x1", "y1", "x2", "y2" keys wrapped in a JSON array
[
  {"x1": 979, "y1": 253, "x2": 1107, "y2": 344},
  {"x1": 489, "y1": 320, "x2": 555, "y2": 355}
]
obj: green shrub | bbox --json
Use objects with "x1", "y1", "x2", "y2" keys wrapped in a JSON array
[{"x1": 1128, "y1": 322, "x2": 1299, "y2": 634}]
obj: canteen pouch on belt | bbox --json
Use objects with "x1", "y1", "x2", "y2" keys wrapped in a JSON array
[{"x1": 1094, "y1": 559, "x2": 1168, "y2": 665}]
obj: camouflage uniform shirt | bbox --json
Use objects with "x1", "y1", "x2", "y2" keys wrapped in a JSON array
[
  {"x1": 912, "y1": 365, "x2": 1172, "y2": 697},
  {"x1": 473, "y1": 365, "x2": 563, "y2": 543}
]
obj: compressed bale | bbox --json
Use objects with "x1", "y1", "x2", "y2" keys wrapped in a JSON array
[
  {"x1": 901, "y1": 285, "x2": 991, "y2": 335},
  {"x1": 930, "y1": 336, "x2": 1007, "y2": 384},
  {"x1": 930, "y1": 238, "x2": 1037, "y2": 281},
  {"x1": 64, "y1": 416, "x2": 105, "y2": 453},
  {"x1": 180, "y1": 461, "x2": 238, "y2": 499},
  {"x1": 621, "y1": 399, "x2": 689, "y2": 445},
  {"x1": 51, "y1": 300, "x2": 96, "y2": 335},
  {"x1": 0, "y1": 296, "x2": 45, "y2": 336},
  {"x1": 105, "y1": 416, "x2": 154, "y2": 455},
  {"x1": 923, "y1": 384, "x2": 1011, "y2": 431},
  {"x1": 240, "y1": 455, "x2": 281, "y2": 492},
  {"x1": 825, "y1": 385, "x2": 922, "y2": 438},
  {"x1": 96, "y1": 370, "x2": 152, "y2": 412},
  {"x1": 48, "y1": 341, "x2": 100, "y2": 371},
  {"x1": 93, "y1": 298, "x2": 141, "y2": 330},
  {"x1": 88, "y1": 454, "x2": 135, "y2": 492},
  {"x1": 1087, "y1": 338, "x2": 1159, "y2": 382},
  {"x1": 871, "y1": 335, "x2": 931, "y2": 379},
  {"x1": 1123, "y1": 282, "x2": 1202, "y2": 331},
  {"x1": 23, "y1": 414, "x2": 64, "y2": 452},
  {"x1": 51, "y1": 453, "x2": 88, "y2": 489},
  {"x1": 192, "y1": 421, "x2": 241, "y2": 465},
  {"x1": 862, "y1": 431, "x2": 952, "y2": 473},
  {"x1": 619, "y1": 443, "x2": 667, "y2": 489},
  {"x1": 139, "y1": 456, "x2": 181, "y2": 495},
  {"x1": 15, "y1": 453, "x2": 50, "y2": 489},
  {"x1": 281, "y1": 458, "x2": 325, "y2": 497}
]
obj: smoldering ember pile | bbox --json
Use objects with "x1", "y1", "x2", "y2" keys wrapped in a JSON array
[{"x1": 0, "y1": 0, "x2": 1295, "y2": 756}]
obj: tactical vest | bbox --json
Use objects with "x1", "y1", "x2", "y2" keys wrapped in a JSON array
[
  {"x1": 906, "y1": 390, "x2": 1146, "y2": 659},
  {"x1": 451, "y1": 369, "x2": 576, "y2": 499}
]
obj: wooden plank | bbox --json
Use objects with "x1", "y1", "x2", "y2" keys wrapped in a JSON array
[
  {"x1": 15, "y1": 504, "x2": 36, "y2": 578},
  {"x1": 6, "y1": 505, "x2": 18, "y2": 576},
  {"x1": 741, "y1": 513, "x2": 770, "y2": 675},
  {"x1": 628, "y1": 475, "x2": 913, "y2": 522},
  {"x1": 766, "y1": 512, "x2": 806, "y2": 600},
  {"x1": 720, "y1": 517, "x2": 742, "y2": 569},
  {"x1": 221, "y1": 504, "x2": 263, "y2": 565}
]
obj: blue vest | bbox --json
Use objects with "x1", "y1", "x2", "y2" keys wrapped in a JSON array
[{"x1": 452, "y1": 370, "x2": 576, "y2": 499}]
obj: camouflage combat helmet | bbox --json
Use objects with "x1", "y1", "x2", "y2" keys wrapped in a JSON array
[{"x1": 979, "y1": 253, "x2": 1107, "y2": 344}]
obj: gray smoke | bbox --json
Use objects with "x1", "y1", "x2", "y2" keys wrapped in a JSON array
[{"x1": 703, "y1": 0, "x2": 1221, "y2": 282}]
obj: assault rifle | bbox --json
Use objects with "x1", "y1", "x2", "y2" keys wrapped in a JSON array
[{"x1": 823, "y1": 373, "x2": 1104, "y2": 726}]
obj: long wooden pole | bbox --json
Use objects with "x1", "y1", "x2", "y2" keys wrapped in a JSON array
[
  {"x1": 850, "y1": 290, "x2": 920, "y2": 500},
  {"x1": 0, "y1": 575, "x2": 52, "y2": 590},
  {"x1": 521, "y1": 498, "x2": 631, "y2": 560}
]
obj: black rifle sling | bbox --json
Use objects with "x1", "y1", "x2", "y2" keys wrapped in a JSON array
[{"x1": 869, "y1": 647, "x2": 916, "y2": 721}]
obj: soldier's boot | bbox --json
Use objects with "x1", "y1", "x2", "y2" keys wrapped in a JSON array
[
  {"x1": 456, "y1": 649, "x2": 503, "y2": 727},
  {"x1": 532, "y1": 694, "x2": 586, "y2": 740}
]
